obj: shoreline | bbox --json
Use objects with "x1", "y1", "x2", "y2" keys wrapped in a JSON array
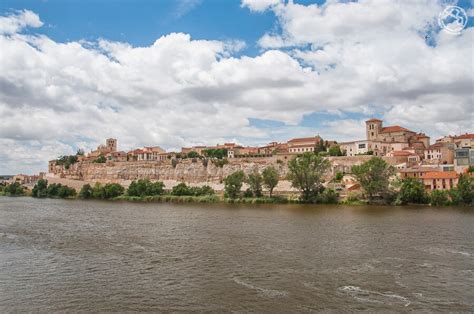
[{"x1": 3, "y1": 194, "x2": 472, "y2": 207}]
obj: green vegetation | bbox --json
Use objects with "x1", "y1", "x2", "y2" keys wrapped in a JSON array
[
  {"x1": 186, "y1": 151, "x2": 200, "y2": 158},
  {"x1": 430, "y1": 190, "x2": 449, "y2": 206},
  {"x1": 351, "y1": 157, "x2": 395, "y2": 202},
  {"x1": 314, "y1": 138, "x2": 328, "y2": 155},
  {"x1": 2, "y1": 182, "x2": 25, "y2": 196},
  {"x1": 246, "y1": 170, "x2": 263, "y2": 197},
  {"x1": 262, "y1": 166, "x2": 279, "y2": 197},
  {"x1": 396, "y1": 177, "x2": 429, "y2": 205},
  {"x1": 93, "y1": 155, "x2": 106, "y2": 163},
  {"x1": 56, "y1": 154, "x2": 79, "y2": 169},
  {"x1": 79, "y1": 184, "x2": 93, "y2": 199},
  {"x1": 127, "y1": 179, "x2": 165, "y2": 197},
  {"x1": 328, "y1": 145, "x2": 344, "y2": 156},
  {"x1": 334, "y1": 171, "x2": 344, "y2": 182},
  {"x1": 203, "y1": 148, "x2": 228, "y2": 159},
  {"x1": 211, "y1": 158, "x2": 229, "y2": 167},
  {"x1": 91, "y1": 183, "x2": 125, "y2": 199},
  {"x1": 456, "y1": 173, "x2": 473, "y2": 205},
  {"x1": 287, "y1": 152, "x2": 330, "y2": 202},
  {"x1": 31, "y1": 179, "x2": 76, "y2": 198},
  {"x1": 224, "y1": 170, "x2": 245, "y2": 199}
]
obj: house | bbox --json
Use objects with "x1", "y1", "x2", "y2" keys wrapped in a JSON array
[
  {"x1": 386, "y1": 150, "x2": 420, "y2": 163},
  {"x1": 287, "y1": 136, "x2": 336, "y2": 154},
  {"x1": 424, "y1": 142, "x2": 455, "y2": 164},
  {"x1": 454, "y1": 148, "x2": 474, "y2": 173},
  {"x1": 421, "y1": 171, "x2": 458, "y2": 191},
  {"x1": 454, "y1": 133, "x2": 474, "y2": 148}
]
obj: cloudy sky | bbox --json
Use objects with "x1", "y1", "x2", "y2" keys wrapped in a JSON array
[{"x1": 0, "y1": 0, "x2": 473, "y2": 174}]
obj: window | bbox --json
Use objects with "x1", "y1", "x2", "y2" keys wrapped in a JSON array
[
  {"x1": 371, "y1": 132, "x2": 374, "y2": 137},
  {"x1": 358, "y1": 144, "x2": 366, "y2": 149}
]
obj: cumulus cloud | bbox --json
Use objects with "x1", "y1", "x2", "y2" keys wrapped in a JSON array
[
  {"x1": 0, "y1": 9, "x2": 42, "y2": 34},
  {"x1": 0, "y1": 2, "x2": 473, "y2": 174}
]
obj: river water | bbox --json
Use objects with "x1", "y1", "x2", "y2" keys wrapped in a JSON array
[{"x1": 0, "y1": 197, "x2": 472, "y2": 312}]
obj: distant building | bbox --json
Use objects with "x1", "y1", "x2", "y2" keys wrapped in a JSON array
[
  {"x1": 421, "y1": 171, "x2": 458, "y2": 191},
  {"x1": 424, "y1": 142, "x2": 455, "y2": 165},
  {"x1": 454, "y1": 148, "x2": 474, "y2": 172}
]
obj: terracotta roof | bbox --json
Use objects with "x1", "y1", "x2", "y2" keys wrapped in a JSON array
[
  {"x1": 426, "y1": 143, "x2": 443, "y2": 150},
  {"x1": 288, "y1": 136, "x2": 321, "y2": 143},
  {"x1": 366, "y1": 118, "x2": 382, "y2": 122},
  {"x1": 380, "y1": 125, "x2": 412, "y2": 133},
  {"x1": 289, "y1": 144, "x2": 316, "y2": 148},
  {"x1": 454, "y1": 133, "x2": 474, "y2": 140},
  {"x1": 422, "y1": 171, "x2": 458, "y2": 179}
]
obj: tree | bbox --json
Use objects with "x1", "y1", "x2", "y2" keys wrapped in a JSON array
[
  {"x1": 335, "y1": 171, "x2": 344, "y2": 182},
  {"x1": 397, "y1": 177, "x2": 429, "y2": 204},
  {"x1": 317, "y1": 188, "x2": 339, "y2": 204},
  {"x1": 79, "y1": 184, "x2": 93, "y2": 199},
  {"x1": 328, "y1": 145, "x2": 343, "y2": 156},
  {"x1": 456, "y1": 173, "x2": 474, "y2": 205},
  {"x1": 57, "y1": 185, "x2": 76, "y2": 198},
  {"x1": 314, "y1": 138, "x2": 327, "y2": 155},
  {"x1": 262, "y1": 166, "x2": 279, "y2": 197},
  {"x1": 93, "y1": 155, "x2": 106, "y2": 163},
  {"x1": 247, "y1": 170, "x2": 263, "y2": 197},
  {"x1": 172, "y1": 182, "x2": 192, "y2": 196},
  {"x1": 430, "y1": 190, "x2": 449, "y2": 206},
  {"x1": 287, "y1": 152, "x2": 330, "y2": 202},
  {"x1": 76, "y1": 149, "x2": 85, "y2": 156},
  {"x1": 203, "y1": 148, "x2": 228, "y2": 159},
  {"x1": 32, "y1": 179, "x2": 48, "y2": 198},
  {"x1": 127, "y1": 179, "x2": 164, "y2": 197},
  {"x1": 351, "y1": 157, "x2": 395, "y2": 201},
  {"x1": 5, "y1": 182, "x2": 24, "y2": 195},
  {"x1": 224, "y1": 170, "x2": 245, "y2": 199},
  {"x1": 186, "y1": 151, "x2": 200, "y2": 159},
  {"x1": 103, "y1": 183, "x2": 124, "y2": 199}
]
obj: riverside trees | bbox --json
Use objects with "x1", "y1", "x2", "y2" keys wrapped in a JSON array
[{"x1": 351, "y1": 157, "x2": 395, "y2": 202}]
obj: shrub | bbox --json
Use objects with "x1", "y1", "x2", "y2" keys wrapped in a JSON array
[
  {"x1": 243, "y1": 188, "x2": 253, "y2": 198},
  {"x1": 247, "y1": 170, "x2": 263, "y2": 197},
  {"x1": 335, "y1": 172, "x2": 343, "y2": 182},
  {"x1": 397, "y1": 177, "x2": 429, "y2": 205},
  {"x1": 93, "y1": 155, "x2": 106, "y2": 163},
  {"x1": 172, "y1": 182, "x2": 192, "y2": 196},
  {"x1": 430, "y1": 190, "x2": 449, "y2": 206},
  {"x1": 32, "y1": 179, "x2": 48, "y2": 198},
  {"x1": 262, "y1": 166, "x2": 279, "y2": 198},
  {"x1": 317, "y1": 188, "x2": 339, "y2": 204},
  {"x1": 187, "y1": 151, "x2": 200, "y2": 158},
  {"x1": 127, "y1": 179, "x2": 164, "y2": 197},
  {"x1": 351, "y1": 157, "x2": 395, "y2": 202},
  {"x1": 4, "y1": 182, "x2": 25, "y2": 196},
  {"x1": 91, "y1": 183, "x2": 125, "y2": 199},
  {"x1": 224, "y1": 170, "x2": 245, "y2": 199},
  {"x1": 79, "y1": 184, "x2": 93, "y2": 199},
  {"x1": 212, "y1": 159, "x2": 229, "y2": 168}
]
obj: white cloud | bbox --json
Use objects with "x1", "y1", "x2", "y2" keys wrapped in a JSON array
[
  {"x1": 0, "y1": 10, "x2": 42, "y2": 34},
  {"x1": 241, "y1": 0, "x2": 282, "y2": 12}
]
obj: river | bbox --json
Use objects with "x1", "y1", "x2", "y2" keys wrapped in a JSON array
[{"x1": 0, "y1": 197, "x2": 472, "y2": 312}]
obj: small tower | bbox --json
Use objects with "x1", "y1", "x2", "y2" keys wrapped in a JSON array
[
  {"x1": 106, "y1": 138, "x2": 117, "y2": 152},
  {"x1": 366, "y1": 118, "x2": 383, "y2": 141}
]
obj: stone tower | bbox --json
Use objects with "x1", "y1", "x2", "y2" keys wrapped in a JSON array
[
  {"x1": 106, "y1": 138, "x2": 117, "y2": 152},
  {"x1": 366, "y1": 118, "x2": 383, "y2": 141}
]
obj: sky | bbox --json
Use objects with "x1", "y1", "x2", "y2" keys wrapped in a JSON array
[{"x1": 0, "y1": 0, "x2": 473, "y2": 174}]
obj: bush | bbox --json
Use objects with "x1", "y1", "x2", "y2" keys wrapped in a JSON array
[
  {"x1": 247, "y1": 170, "x2": 263, "y2": 197},
  {"x1": 92, "y1": 183, "x2": 125, "y2": 199},
  {"x1": 93, "y1": 155, "x2": 106, "y2": 163},
  {"x1": 4, "y1": 182, "x2": 25, "y2": 196},
  {"x1": 335, "y1": 172, "x2": 343, "y2": 182},
  {"x1": 32, "y1": 179, "x2": 48, "y2": 198},
  {"x1": 317, "y1": 188, "x2": 339, "y2": 204},
  {"x1": 79, "y1": 184, "x2": 93, "y2": 199},
  {"x1": 212, "y1": 159, "x2": 229, "y2": 168},
  {"x1": 172, "y1": 182, "x2": 192, "y2": 196},
  {"x1": 186, "y1": 151, "x2": 200, "y2": 158},
  {"x1": 190, "y1": 185, "x2": 215, "y2": 196},
  {"x1": 397, "y1": 177, "x2": 429, "y2": 205},
  {"x1": 127, "y1": 179, "x2": 164, "y2": 197},
  {"x1": 45, "y1": 183, "x2": 76, "y2": 198},
  {"x1": 430, "y1": 190, "x2": 449, "y2": 206},
  {"x1": 243, "y1": 188, "x2": 253, "y2": 198},
  {"x1": 224, "y1": 170, "x2": 245, "y2": 199}
]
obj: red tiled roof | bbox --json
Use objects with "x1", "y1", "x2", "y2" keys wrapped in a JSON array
[
  {"x1": 389, "y1": 150, "x2": 417, "y2": 157},
  {"x1": 454, "y1": 133, "x2": 474, "y2": 140},
  {"x1": 366, "y1": 118, "x2": 382, "y2": 122},
  {"x1": 289, "y1": 144, "x2": 316, "y2": 148},
  {"x1": 380, "y1": 125, "x2": 412, "y2": 133},
  {"x1": 422, "y1": 171, "x2": 458, "y2": 179}
]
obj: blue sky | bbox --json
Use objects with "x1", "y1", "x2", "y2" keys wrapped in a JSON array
[{"x1": 0, "y1": 0, "x2": 472, "y2": 174}]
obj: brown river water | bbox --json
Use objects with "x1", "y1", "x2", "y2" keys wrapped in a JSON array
[{"x1": 0, "y1": 197, "x2": 473, "y2": 312}]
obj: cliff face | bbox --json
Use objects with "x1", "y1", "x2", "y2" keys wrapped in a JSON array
[{"x1": 50, "y1": 157, "x2": 289, "y2": 184}]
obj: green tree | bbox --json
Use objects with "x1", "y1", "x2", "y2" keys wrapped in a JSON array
[
  {"x1": 57, "y1": 185, "x2": 76, "y2": 198},
  {"x1": 335, "y1": 171, "x2": 344, "y2": 182},
  {"x1": 186, "y1": 151, "x2": 200, "y2": 158},
  {"x1": 79, "y1": 184, "x2": 93, "y2": 199},
  {"x1": 5, "y1": 182, "x2": 24, "y2": 195},
  {"x1": 93, "y1": 155, "x2": 106, "y2": 163},
  {"x1": 189, "y1": 185, "x2": 215, "y2": 196},
  {"x1": 247, "y1": 170, "x2": 263, "y2": 197},
  {"x1": 314, "y1": 138, "x2": 327, "y2": 155},
  {"x1": 317, "y1": 188, "x2": 339, "y2": 204},
  {"x1": 397, "y1": 177, "x2": 429, "y2": 204},
  {"x1": 262, "y1": 166, "x2": 279, "y2": 197},
  {"x1": 224, "y1": 170, "x2": 245, "y2": 199},
  {"x1": 203, "y1": 148, "x2": 228, "y2": 159},
  {"x1": 351, "y1": 157, "x2": 395, "y2": 201},
  {"x1": 456, "y1": 173, "x2": 474, "y2": 205},
  {"x1": 172, "y1": 182, "x2": 192, "y2": 196},
  {"x1": 430, "y1": 190, "x2": 449, "y2": 206},
  {"x1": 103, "y1": 183, "x2": 125, "y2": 199},
  {"x1": 32, "y1": 179, "x2": 48, "y2": 198},
  {"x1": 328, "y1": 145, "x2": 343, "y2": 156},
  {"x1": 287, "y1": 152, "x2": 330, "y2": 202}
]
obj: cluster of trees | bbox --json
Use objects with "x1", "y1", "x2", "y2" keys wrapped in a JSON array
[
  {"x1": 79, "y1": 183, "x2": 124, "y2": 199},
  {"x1": 202, "y1": 148, "x2": 228, "y2": 159},
  {"x1": 350, "y1": 157, "x2": 474, "y2": 206},
  {"x1": 55, "y1": 155, "x2": 79, "y2": 170},
  {"x1": 32, "y1": 179, "x2": 76, "y2": 198},
  {"x1": 127, "y1": 179, "x2": 165, "y2": 197},
  {"x1": 92, "y1": 155, "x2": 107, "y2": 163},
  {"x1": 224, "y1": 166, "x2": 279, "y2": 199},
  {"x1": 0, "y1": 182, "x2": 25, "y2": 196},
  {"x1": 171, "y1": 183, "x2": 215, "y2": 196}
]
